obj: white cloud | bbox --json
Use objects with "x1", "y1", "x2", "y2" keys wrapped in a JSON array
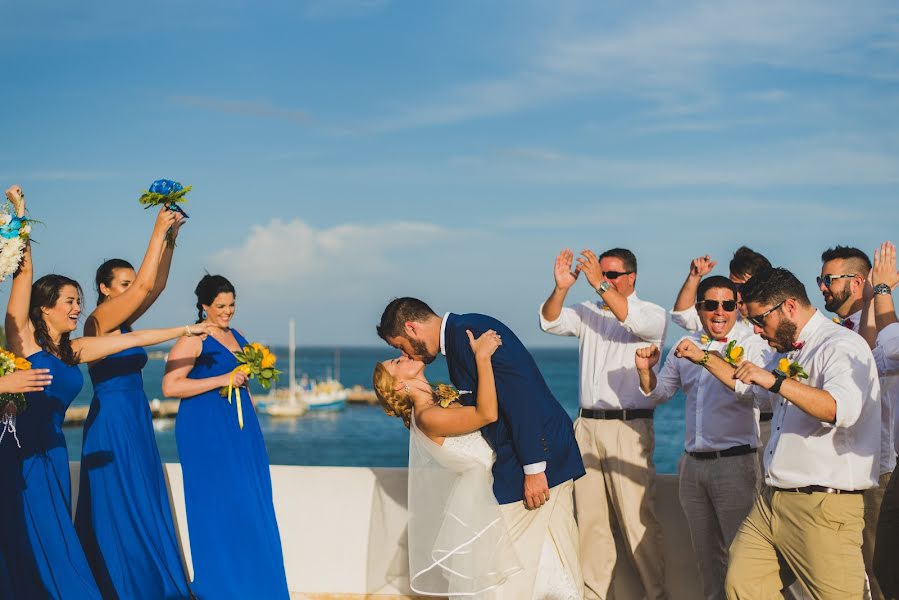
[{"x1": 171, "y1": 95, "x2": 311, "y2": 124}]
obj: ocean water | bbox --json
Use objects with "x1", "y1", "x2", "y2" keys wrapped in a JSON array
[{"x1": 63, "y1": 346, "x2": 688, "y2": 474}]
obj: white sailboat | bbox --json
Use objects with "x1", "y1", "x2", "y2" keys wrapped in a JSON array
[{"x1": 257, "y1": 318, "x2": 308, "y2": 417}]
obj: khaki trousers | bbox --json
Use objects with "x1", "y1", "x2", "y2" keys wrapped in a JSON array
[
  {"x1": 863, "y1": 472, "x2": 892, "y2": 600},
  {"x1": 726, "y1": 488, "x2": 866, "y2": 600},
  {"x1": 573, "y1": 417, "x2": 667, "y2": 600},
  {"x1": 499, "y1": 479, "x2": 583, "y2": 599},
  {"x1": 678, "y1": 452, "x2": 761, "y2": 600},
  {"x1": 873, "y1": 464, "x2": 899, "y2": 599}
]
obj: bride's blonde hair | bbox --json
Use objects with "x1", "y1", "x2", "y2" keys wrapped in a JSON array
[{"x1": 372, "y1": 363, "x2": 413, "y2": 429}]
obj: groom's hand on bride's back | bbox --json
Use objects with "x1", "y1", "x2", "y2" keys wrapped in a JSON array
[{"x1": 524, "y1": 472, "x2": 550, "y2": 510}]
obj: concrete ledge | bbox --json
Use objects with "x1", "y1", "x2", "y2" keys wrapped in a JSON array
[{"x1": 69, "y1": 463, "x2": 701, "y2": 598}]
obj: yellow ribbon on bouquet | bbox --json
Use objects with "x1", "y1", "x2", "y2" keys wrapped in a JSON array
[{"x1": 225, "y1": 365, "x2": 251, "y2": 430}]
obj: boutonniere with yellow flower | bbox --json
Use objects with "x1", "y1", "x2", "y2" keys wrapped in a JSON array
[
  {"x1": 0, "y1": 348, "x2": 32, "y2": 447},
  {"x1": 777, "y1": 358, "x2": 809, "y2": 380},
  {"x1": 723, "y1": 340, "x2": 744, "y2": 366},
  {"x1": 432, "y1": 383, "x2": 472, "y2": 408},
  {"x1": 220, "y1": 342, "x2": 280, "y2": 429}
]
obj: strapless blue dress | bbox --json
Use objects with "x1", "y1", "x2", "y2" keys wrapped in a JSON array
[
  {"x1": 75, "y1": 329, "x2": 191, "y2": 599},
  {"x1": 14, "y1": 350, "x2": 101, "y2": 599},
  {"x1": 176, "y1": 330, "x2": 288, "y2": 599}
]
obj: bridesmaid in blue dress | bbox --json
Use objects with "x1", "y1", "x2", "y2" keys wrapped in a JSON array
[
  {"x1": 162, "y1": 275, "x2": 289, "y2": 599},
  {"x1": 74, "y1": 208, "x2": 193, "y2": 599},
  {"x1": 2, "y1": 185, "x2": 210, "y2": 600}
]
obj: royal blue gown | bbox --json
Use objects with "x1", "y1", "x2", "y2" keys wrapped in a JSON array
[
  {"x1": 14, "y1": 351, "x2": 102, "y2": 599},
  {"x1": 176, "y1": 330, "x2": 289, "y2": 599},
  {"x1": 75, "y1": 329, "x2": 191, "y2": 599}
]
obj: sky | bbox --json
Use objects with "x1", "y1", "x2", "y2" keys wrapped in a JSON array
[{"x1": 2, "y1": 0, "x2": 898, "y2": 348}]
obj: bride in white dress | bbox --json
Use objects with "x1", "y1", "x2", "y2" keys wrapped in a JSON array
[{"x1": 374, "y1": 330, "x2": 580, "y2": 599}]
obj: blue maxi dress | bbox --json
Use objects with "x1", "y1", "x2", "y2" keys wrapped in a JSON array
[
  {"x1": 74, "y1": 329, "x2": 191, "y2": 599},
  {"x1": 176, "y1": 330, "x2": 289, "y2": 599},
  {"x1": 14, "y1": 351, "x2": 102, "y2": 599}
]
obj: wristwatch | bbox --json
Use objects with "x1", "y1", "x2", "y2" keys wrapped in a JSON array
[
  {"x1": 769, "y1": 370, "x2": 787, "y2": 394},
  {"x1": 873, "y1": 283, "x2": 893, "y2": 296},
  {"x1": 596, "y1": 281, "x2": 611, "y2": 296}
]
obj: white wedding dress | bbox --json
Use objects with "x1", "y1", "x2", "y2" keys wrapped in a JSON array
[{"x1": 408, "y1": 416, "x2": 579, "y2": 599}]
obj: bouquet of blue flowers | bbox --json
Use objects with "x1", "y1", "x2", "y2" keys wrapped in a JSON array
[{"x1": 138, "y1": 179, "x2": 191, "y2": 244}]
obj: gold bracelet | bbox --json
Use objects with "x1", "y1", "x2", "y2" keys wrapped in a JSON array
[
  {"x1": 184, "y1": 325, "x2": 192, "y2": 337},
  {"x1": 698, "y1": 350, "x2": 710, "y2": 366}
]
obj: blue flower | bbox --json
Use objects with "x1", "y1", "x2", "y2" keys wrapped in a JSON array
[
  {"x1": 0, "y1": 216, "x2": 22, "y2": 240},
  {"x1": 148, "y1": 179, "x2": 183, "y2": 196}
]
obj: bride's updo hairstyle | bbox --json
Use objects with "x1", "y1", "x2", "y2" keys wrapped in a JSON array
[
  {"x1": 30, "y1": 274, "x2": 82, "y2": 365},
  {"x1": 372, "y1": 363, "x2": 412, "y2": 428},
  {"x1": 194, "y1": 274, "x2": 235, "y2": 323}
]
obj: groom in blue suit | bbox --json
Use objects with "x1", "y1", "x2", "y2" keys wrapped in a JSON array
[{"x1": 377, "y1": 297, "x2": 585, "y2": 506}]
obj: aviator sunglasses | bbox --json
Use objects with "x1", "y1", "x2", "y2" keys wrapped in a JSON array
[
  {"x1": 695, "y1": 299, "x2": 738, "y2": 312},
  {"x1": 602, "y1": 270, "x2": 634, "y2": 279},
  {"x1": 816, "y1": 274, "x2": 856, "y2": 288}
]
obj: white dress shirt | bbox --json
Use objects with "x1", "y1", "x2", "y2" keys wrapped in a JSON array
[
  {"x1": 642, "y1": 327, "x2": 769, "y2": 452},
  {"x1": 743, "y1": 310, "x2": 881, "y2": 490},
  {"x1": 439, "y1": 313, "x2": 545, "y2": 475},
  {"x1": 539, "y1": 293, "x2": 667, "y2": 410},
  {"x1": 875, "y1": 322, "x2": 899, "y2": 456},
  {"x1": 842, "y1": 310, "x2": 897, "y2": 474}
]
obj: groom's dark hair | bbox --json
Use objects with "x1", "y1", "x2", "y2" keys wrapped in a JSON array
[{"x1": 377, "y1": 297, "x2": 438, "y2": 341}]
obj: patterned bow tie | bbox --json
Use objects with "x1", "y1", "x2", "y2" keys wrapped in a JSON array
[
  {"x1": 700, "y1": 334, "x2": 726, "y2": 345},
  {"x1": 831, "y1": 316, "x2": 854, "y2": 329}
]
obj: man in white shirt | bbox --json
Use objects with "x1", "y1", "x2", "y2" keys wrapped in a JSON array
[
  {"x1": 636, "y1": 276, "x2": 769, "y2": 600},
  {"x1": 868, "y1": 241, "x2": 899, "y2": 598},
  {"x1": 540, "y1": 248, "x2": 668, "y2": 600},
  {"x1": 673, "y1": 267, "x2": 881, "y2": 599},
  {"x1": 818, "y1": 245, "x2": 895, "y2": 600}
]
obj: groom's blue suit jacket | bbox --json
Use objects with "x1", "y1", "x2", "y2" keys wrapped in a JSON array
[{"x1": 443, "y1": 313, "x2": 585, "y2": 505}]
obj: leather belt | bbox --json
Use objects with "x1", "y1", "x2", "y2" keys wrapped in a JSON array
[
  {"x1": 579, "y1": 408, "x2": 654, "y2": 421},
  {"x1": 759, "y1": 412, "x2": 774, "y2": 422},
  {"x1": 687, "y1": 444, "x2": 756, "y2": 460},
  {"x1": 772, "y1": 485, "x2": 864, "y2": 495}
]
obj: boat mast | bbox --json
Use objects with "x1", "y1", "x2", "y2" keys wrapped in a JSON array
[{"x1": 289, "y1": 317, "x2": 296, "y2": 398}]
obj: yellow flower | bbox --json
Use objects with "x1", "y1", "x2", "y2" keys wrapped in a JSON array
[
  {"x1": 238, "y1": 364, "x2": 252, "y2": 375},
  {"x1": 261, "y1": 350, "x2": 276, "y2": 369},
  {"x1": 778, "y1": 358, "x2": 791, "y2": 373},
  {"x1": 251, "y1": 342, "x2": 264, "y2": 353},
  {"x1": 727, "y1": 345, "x2": 744, "y2": 363},
  {"x1": 14, "y1": 357, "x2": 31, "y2": 371}
]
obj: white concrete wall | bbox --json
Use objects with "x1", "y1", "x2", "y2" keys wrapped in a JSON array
[{"x1": 69, "y1": 463, "x2": 702, "y2": 598}]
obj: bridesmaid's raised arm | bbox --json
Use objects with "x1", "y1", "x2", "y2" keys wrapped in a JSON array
[
  {"x1": 85, "y1": 207, "x2": 180, "y2": 336},
  {"x1": 162, "y1": 336, "x2": 247, "y2": 399},
  {"x1": 4, "y1": 185, "x2": 37, "y2": 358}
]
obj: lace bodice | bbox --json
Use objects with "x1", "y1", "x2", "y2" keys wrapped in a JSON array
[{"x1": 441, "y1": 431, "x2": 495, "y2": 468}]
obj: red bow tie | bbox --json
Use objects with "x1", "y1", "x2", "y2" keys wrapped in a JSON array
[
  {"x1": 791, "y1": 341, "x2": 805, "y2": 350},
  {"x1": 700, "y1": 335, "x2": 727, "y2": 345},
  {"x1": 842, "y1": 318, "x2": 854, "y2": 329}
]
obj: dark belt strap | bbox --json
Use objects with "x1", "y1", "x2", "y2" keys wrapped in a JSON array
[
  {"x1": 772, "y1": 485, "x2": 864, "y2": 495},
  {"x1": 759, "y1": 412, "x2": 774, "y2": 422},
  {"x1": 687, "y1": 444, "x2": 756, "y2": 460},
  {"x1": 579, "y1": 408, "x2": 654, "y2": 421}
]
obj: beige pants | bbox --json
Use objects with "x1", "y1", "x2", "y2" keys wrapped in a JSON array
[
  {"x1": 678, "y1": 452, "x2": 761, "y2": 600},
  {"x1": 863, "y1": 472, "x2": 891, "y2": 600},
  {"x1": 573, "y1": 417, "x2": 667, "y2": 600},
  {"x1": 499, "y1": 479, "x2": 583, "y2": 599},
  {"x1": 726, "y1": 488, "x2": 866, "y2": 600}
]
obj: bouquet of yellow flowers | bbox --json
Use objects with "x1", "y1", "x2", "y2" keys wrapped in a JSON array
[
  {"x1": 432, "y1": 382, "x2": 471, "y2": 408},
  {"x1": 0, "y1": 348, "x2": 32, "y2": 447},
  {"x1": 219, "y1": 342, "x2": 280, "y2": 430}
]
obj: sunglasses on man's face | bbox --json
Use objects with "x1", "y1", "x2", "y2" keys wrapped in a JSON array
[
  {"x1": 602, "y1": 270, "x2": 633, "y2": 280},
  {"x1": 696, "y1": 300, "x2": 738, "y2": 312},
  {"x1": 816, "y1": 274, "x2": 856, "y2": 288},
  {"x1": 746, "y1": 300, "x2": 786, "y2": 328}
]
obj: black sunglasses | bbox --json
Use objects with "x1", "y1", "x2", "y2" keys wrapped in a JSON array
[
  {"x1": 746, "y1": 300, "x2": 786, "y2": 328},
  {"x1": 696, "y1": 300, "x2": 738, "y2": 312},
  {"x1": 816, "y1": 274, "x2": 856, "y2": 288},
  {"x1": 602, "y1": 270, "x2": 634, "y2": 280}
]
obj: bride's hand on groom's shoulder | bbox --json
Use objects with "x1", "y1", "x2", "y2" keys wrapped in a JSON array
[{"x1": 467, "y1": 329, "x2": 502, "y2": 361}]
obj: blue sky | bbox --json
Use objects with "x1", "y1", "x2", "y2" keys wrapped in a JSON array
[{"x1": 2, "y1": 1, "x2": 898, "y2": 347}]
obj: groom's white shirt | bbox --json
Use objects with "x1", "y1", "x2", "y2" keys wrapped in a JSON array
[{"x1": 440, "y1": 312, "x2": 547, "y2": 475}]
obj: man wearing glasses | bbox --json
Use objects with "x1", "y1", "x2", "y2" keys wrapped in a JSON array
[
  {"x1": 673, "y1": 267, "x2": 880, "y2": 598},
  {"x1": 819, "y1": 246, "x2": 894, "y2": 600},
  {"x1": 540, "y1": 248, "x2": 668, "y2": 600},
  {"x1": 635, "y1": 275, "x2": 770, "y2": 600}
]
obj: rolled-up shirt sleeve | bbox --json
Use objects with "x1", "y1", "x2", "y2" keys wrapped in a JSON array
[
  {"x1": 821, "y1": 348, "x2": 870, "y2": 428},
  {"x1": 539, "y1": 302, "x2": 584, "y2": 337},
  {"x1": 639, "y1": 345, "x2": 681, "y2": 404},
  {"x1": 623, "y1": 302, "x2": 667, "y2": 344},
  {"x1": 670, "y1": 306, "x2": 702, "y2": 333}
]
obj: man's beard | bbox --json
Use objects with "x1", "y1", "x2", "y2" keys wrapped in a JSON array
[
  {"x1": 772, "y1": 318, "x2": 799, "y2": 353},
  {"x1": 824, "y1": 286, "x2": 851, "y2": 313},
  {"x1": 409, "y1": 337, "x2": 437, "y2": 364}
]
